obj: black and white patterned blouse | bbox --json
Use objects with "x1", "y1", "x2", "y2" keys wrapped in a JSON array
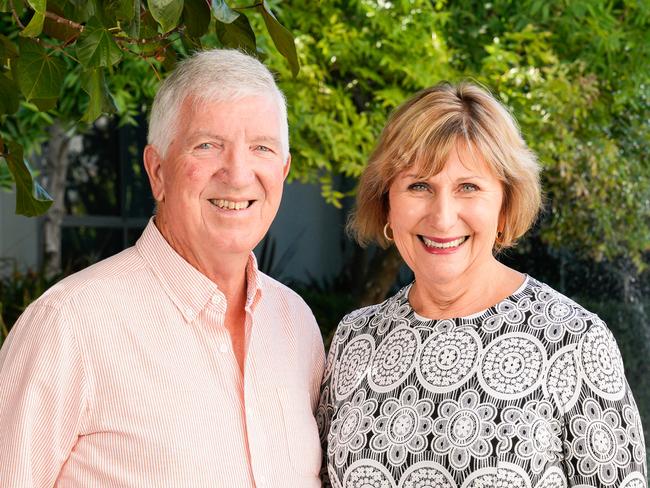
[{"x1": 317, "y1": 276, "x2": 647, "y2": 487}]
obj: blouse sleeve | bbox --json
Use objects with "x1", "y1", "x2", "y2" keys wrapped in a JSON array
[
  {"x1": 556, "y1": 319, "x2": 647, "y2": 487},
  {"x1": 316, "y1": 328, "x2": 340, "y2": 488}
]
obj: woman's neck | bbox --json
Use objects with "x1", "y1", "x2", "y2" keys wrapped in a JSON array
[{"x1": 409, "y1": 261, "x2": 524, "y2": 320}]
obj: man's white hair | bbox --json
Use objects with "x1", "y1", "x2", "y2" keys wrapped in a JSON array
[{"x1": 147, "y1": 49, "x2": 289, "y2": 159}]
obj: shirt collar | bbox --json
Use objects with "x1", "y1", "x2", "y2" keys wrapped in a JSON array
[{"x1": 135, "y1": 219, "x2": 263, "y2": 322}]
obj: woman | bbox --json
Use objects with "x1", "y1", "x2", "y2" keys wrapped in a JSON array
[{"x1": 317, "y1": 82, "x2": 646, "y2": 488}]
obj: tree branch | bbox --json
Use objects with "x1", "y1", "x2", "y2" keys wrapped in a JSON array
[
  {"x1": 9, "y1": 0, "x2": 26, "y2": 30},
  {"x1": 114, "y1": 26, "x2": 184, "y2": 46},
  {"x1": 44, "y1": 11, "x2": 84, "y2": 32}
]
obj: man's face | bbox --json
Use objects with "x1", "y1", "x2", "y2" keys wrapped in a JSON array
[{"x1": 144, "y1": 95, "x2": 290, "y2": 268}]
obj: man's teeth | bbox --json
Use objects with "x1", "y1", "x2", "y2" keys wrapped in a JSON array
[
  {"x1": 210, "y1": 199, "x2": 250, "y2": 210},
  {"x1": 422, "y1": 236, "x2": 467, "y2": 249}
]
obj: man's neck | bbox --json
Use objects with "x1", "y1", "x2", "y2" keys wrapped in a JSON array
[{"x1": 153, "y1": 216, "x2": 250, "y2": 300}]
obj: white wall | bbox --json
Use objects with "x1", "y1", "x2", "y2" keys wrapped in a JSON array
[{"x1": 0, "y1": 191, "x2": 40, "y2": 275}]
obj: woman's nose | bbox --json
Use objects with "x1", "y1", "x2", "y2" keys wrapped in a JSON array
[{"x1": 428, "y1": 192, "x2": 458, "y2": 232}]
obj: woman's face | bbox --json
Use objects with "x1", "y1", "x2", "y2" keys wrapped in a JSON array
[{"x1": 387, "y1": 145, "x2": 504, "y2": 288}]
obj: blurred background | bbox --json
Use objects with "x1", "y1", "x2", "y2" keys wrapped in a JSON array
[{"x1": 1, "y1": 0, "x2": 648, "y2": 466}]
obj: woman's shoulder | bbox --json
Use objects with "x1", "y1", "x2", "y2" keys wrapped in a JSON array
[
  {"x1": 340, "y1": 284, "x2": 411, "y2": 324},
  {"x1": 521, "y1": 275, "x2": 600, "y2": 317},
  {"x1": 516, "y1": 275, "x2": 613, "y2": 341}
]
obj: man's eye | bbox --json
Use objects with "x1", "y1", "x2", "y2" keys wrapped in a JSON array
[
  {"x1": 196, "y1": 143, "x2": 212, "y2": 150},
  {"x1": 255, "y1": 145, "x2": 272, "y2": 152},
  {"x1": 460, "y1": 183, "x2": 479, "y2": 192}
]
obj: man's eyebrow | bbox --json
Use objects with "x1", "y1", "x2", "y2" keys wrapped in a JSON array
[
  {"x1": 250, "y1": 135, "x2": 281, "y2": 146},
  {"x1": 188, "y1": 131, "x2": 226, "y2": 140}
]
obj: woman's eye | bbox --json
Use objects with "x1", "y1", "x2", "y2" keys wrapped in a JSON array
[
  {"x1": 408, "y1": 182, "x2": 429, "y2": 191},
  {"x1": 460, "y1": 183, "x2": 479, "y2": 192}
]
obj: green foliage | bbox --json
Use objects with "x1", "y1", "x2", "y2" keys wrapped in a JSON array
[
  {"x1": 2, "y1": 140, "x2": 52, "y2": 215},
  {"x1": 0, "y1": 0, "x2": 300, "y2": 216},
  {"x1": 0, "y1": 264, "x2": 59, "y2": 345},
  {"x1": 261, "y1": 0, "x2": 454, "y2": 207},
  {"x1": 256, "y1": 0, "x2": 649, "y2": 268}
]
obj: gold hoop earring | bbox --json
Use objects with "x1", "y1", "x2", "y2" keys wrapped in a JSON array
[{"x1": 383, "y1": 223, "x2": 394, "y2": 242}]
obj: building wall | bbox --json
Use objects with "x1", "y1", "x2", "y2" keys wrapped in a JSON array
[
  {"x1": 257, "y1": 180, "x2": 346, "y2": 285},
  {"x1": 0, "y1": 191, "x2": 40, "y2": 276},
  {"x1": 0, "y1": 181, "x2": 346, "y2": 285}
]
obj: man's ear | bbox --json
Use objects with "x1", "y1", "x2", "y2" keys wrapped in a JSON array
[
  {"x1": 143, "y1": 145, "x2": 165, "y2": 202},
  {"x1": 282, "y1": 153, "x2": 291, "y2": 180}
]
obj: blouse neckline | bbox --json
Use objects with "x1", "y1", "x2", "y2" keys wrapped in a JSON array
[{"x1": 407, "y1": 274, "x2": 531, "y2": 323}]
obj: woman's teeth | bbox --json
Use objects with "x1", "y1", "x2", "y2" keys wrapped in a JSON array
[
  {"x1": 421, "y1": 236, "x2": 467, "y2": 249},
  {"x1": 209, "y1": 199, "x2": 250, "y2": 210}
]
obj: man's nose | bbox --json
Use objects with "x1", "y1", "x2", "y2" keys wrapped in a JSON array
[{"x1": 216, "y1": 146, "x2": 255, "y2": 187}]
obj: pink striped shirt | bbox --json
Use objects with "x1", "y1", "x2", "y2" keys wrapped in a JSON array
[{"x1": 0, "y1": 220, "x2": 325, "y2": 487}]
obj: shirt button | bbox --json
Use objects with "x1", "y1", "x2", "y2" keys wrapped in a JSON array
[
  {"x1": 219, "y1": 343, "x2": 228, "y2": 353},
  {"x1": 259, "y1": 476, "x2": 267, "y2": 486},
  {"x1": 185, "y1": 308, "x2": 194, "y2": 318},
  {"x1": 211, "y1": 295, "x2": 220, "y2": 305}
]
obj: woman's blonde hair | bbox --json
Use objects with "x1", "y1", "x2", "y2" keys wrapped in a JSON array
[{"x1": 348, "y1": 81, "x2": 542, "y2": 251}]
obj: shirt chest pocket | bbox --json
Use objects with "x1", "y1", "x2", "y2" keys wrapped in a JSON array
[{"x1": 277, "y1": 387, "x2": 322, "y2": 477}]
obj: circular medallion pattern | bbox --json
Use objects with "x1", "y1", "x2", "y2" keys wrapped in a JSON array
[
  {"x1": 334, "y1": 334, "x2": 375, "y2": 401},
  {"x1": 417, "y1": 328, "x2": 481, "y2": 393},
  {"x1": 569, "y1": 398, "x2": 630, "y2": 485},
  {"x1": 544, "y1": 345, "x2": 581, "y2": 411},
  {"x1": 460, "y1": 462, "x2": 531, "y2": 488},
  {"x1": 534, "y1": 467, "x2": 567, "y2": 488},
  {"x1": 371, "y1": 386, "x2": 434, "y2": 466},
  {"x1": 620, "y1": 472, "x2": 647, "y2": 488},
  {"x1": 398, "y1": 461, "x2": 457, "y2": 488},
  {"x1": 343, "y1": 459, "x2": 397, "y2": 488},
  {"x1": 479, "y1": 333, "x2": 546, "y2": 400},
  {"x1": 579, "y1": 325, "x2": 625, "y2": 400},
  {"x1": 369, "y1": 327, "x2": 420, "y2": 392}
]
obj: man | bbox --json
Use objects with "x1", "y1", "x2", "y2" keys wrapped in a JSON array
[{"x1": 0, "y1": 49, "x2": 325, "y2": 487}]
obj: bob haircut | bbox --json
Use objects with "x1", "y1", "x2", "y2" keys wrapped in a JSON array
[
  {"x1": 147, "y1": 49, "x2": 289, "y2": 159},
  {"x1": 348, "y1": 81, "x2": 542, "y2": 251}
]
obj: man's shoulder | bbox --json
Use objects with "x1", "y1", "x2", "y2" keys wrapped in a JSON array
[
  {"x1": 257, "y1": 272, "x2": 317, "y2": 321},
  {"x1": 36, "y1": 247, "x2": 145, "y2": 311},
  {"x1": 259, "y1": 272, "x2": 306, "y2": 304}
]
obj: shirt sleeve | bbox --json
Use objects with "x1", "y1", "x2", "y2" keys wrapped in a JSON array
[
  {"x1": 309, "y1": 315, "x2": 326, "y2": 413},
  {"x1": 0, "y1": 302, "x2": 88, "y2": 487},
  {"x1": 559, "y1": 321, "x2": 647, "y2": 486}
]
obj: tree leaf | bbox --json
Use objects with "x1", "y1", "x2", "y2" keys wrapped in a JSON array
[
  {"x1": 19, "y1": 0, "x2": 45, "y2": 37},
  {"x1": 215, "y1": 14, "x2": 256, "y2": 52},
  {"x1": 0, "y1": 34, "x2": 18, "y2": 63},
  {"x1": 30, "y1": 97, "x2": 58, "y2": 110},
  {"x1": 211, "y1": 0, "x2": 239, "y2": 24},
  {"x1": 20, "y1": 11, "x2": 45, "y2": 37},
  {"x1": 147, "y1": 0, "x2": 183, "y2": 33},
  {"x1": 120, "y1": 0, "x2": 141, "y2": 38},
  {"x1": 115, "y1": 0, "x2": 136, "y2": 21},
  {"x1": 256, "y1": 1, "x2": 299, "y2": 76},
  {"x1": 183, "y1": 0, "x2": 211, "y2": 39},
  {"x1": 15, "y1": 39, "x2": 65, "y2": 102},
  {"x1": 81, "y1": 68, "x2": 117, "y2": 122},
  {"x1": 3, "y1": 141, "x2": 53, "y2": 217},
  {"x1": 76, "y1": 16, "x2": 123, "y2": 68},
  {"x1": 0, "y1": 73, "x2": 20, "y2": 114}
]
